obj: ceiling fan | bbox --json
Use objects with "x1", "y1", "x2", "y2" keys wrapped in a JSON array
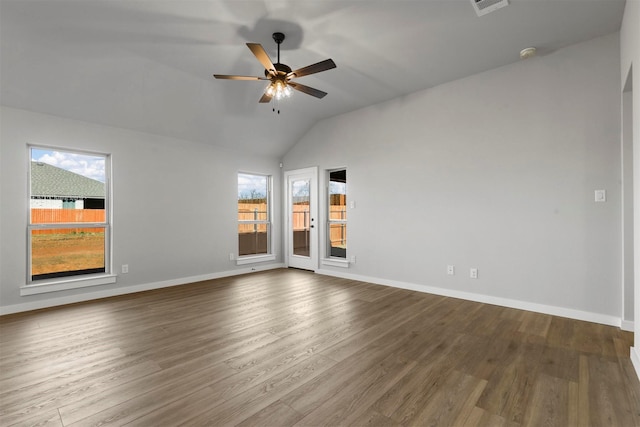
[{"x1": 213, "y1": 32, "x2": 336, "y2": 108}]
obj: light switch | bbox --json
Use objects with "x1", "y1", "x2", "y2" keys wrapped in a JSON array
[{"x1": 594, "y1": 190, "x2": 606, "y2": 202}]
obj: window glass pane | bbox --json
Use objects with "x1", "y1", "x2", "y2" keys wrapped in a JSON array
[
  {"x1": 238, "y1": 224, "x2": 269, "y2": 256},
  {"x1": 31, "y1": 227, "x2": 106, "y2": 280},
  {"x1": 29, "y1": 147, "x2": 109, "y2": 282},
  {"x1": 30, "y1": 149, "x2": 106, "y2": 223},
  {"x1": 329, "y1": 188, "x2": 346, "y2": 221},
  {"x1": 238, "y1": 173, "x2": 270, "y2": 256},
  {"x1": 329, "y1": 223, "x2": 347, "y2": 258},
  {"x1": 238, "y1": 173, "x2": 268, "y2": 221},
  {"x1": 292, "y1": 179, "x2": 310, "y2": 257}
]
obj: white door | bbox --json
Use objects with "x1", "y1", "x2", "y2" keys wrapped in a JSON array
[{"x1": 285, "y1": 167, "x2": 318, "y2": 270}]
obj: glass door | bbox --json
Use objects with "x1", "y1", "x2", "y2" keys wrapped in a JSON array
[{"x1": 285, "y1": 167, "x2": 318, "y2": 270}]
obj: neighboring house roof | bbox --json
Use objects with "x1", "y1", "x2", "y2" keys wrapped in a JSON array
[{"x1": 31, "y1": 162, "x2": 104, "y2": 199}]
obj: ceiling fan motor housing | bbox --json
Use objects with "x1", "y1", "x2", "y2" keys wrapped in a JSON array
[{"x1": 265, "y1": 63, "x2": 292, "y2": 78}]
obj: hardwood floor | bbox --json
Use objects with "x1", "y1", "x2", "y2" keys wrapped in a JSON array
[{"x1": 1, "y1": 268, "x2": 639, "y2": 426}]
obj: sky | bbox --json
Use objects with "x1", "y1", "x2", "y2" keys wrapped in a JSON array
[
  {"x1": 238, "y1": 173, "x2": 346, "y2": 200},
  {"x1": 238, "y1": 172, "x2": 267, "y2": 199},
  {"x1": 330, "y1": 181, "x2": 346, "y2": 195},
  {"x1": 31, "y1": 148, "x2": 106, "y2": 183}
]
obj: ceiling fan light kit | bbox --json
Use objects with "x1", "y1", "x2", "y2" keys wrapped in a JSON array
[
  {"x1": 266, "y1": 80, "x2": 292, "y2": 100},
  {"x1": 214, "y1": 32, "x2": 336, "y2": 112}
]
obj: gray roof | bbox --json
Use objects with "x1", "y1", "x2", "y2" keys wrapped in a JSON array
[{"x1": 31, "y1": 162, "x2": 104, "y2": 199}]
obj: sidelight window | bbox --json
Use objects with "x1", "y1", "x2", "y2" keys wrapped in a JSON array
[
  {"x1": 238, "y1": 172, "x2": 271, "y2": 257},
  {"x1": 327, "y1": 169, "x2": 347, "y2": 258}
]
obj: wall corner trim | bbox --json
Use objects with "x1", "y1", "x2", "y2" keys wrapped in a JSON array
[{"x1": 631, "y1": 347, "x2": 640, "y2": 382}]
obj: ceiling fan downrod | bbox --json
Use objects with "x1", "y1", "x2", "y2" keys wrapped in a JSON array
[
  {"x1": 272, "y1": 32, "x2": 285, "y2": 64},
  {"x1": 271, "y1": 33, "x2": 286, "y2": 114}
]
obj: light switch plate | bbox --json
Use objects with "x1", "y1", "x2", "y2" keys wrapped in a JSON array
[{"x1": 595, "y1": 190, "x2": 606, "y2": 202}]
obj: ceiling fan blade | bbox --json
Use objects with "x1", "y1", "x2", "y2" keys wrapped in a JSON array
[
  {"x1": 288, "y1": 82, "x2": 328, "y2": 99},
  {"x1": 288, "y1": 59, "x2": 336, "y2": 79},
  {"x1": 247, "y1": 43, "x2": 276, "y2": 76},
  {"x1": 213, "y1": 74, "x2": 268, "y2": 80},
  {"x1": 259, "y1": 91, "x2": 273, "y2": 103}
]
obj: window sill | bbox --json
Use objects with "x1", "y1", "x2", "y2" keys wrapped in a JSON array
[
  {"x1": 321, "y1": 258, "x2": 350, "y2": 268},
  {"x1": 236, "y1": 254, "x2": 276, "y2": 265},
  {"x1": 21, "y1": 274, "x2": 117, "y2": 296}
]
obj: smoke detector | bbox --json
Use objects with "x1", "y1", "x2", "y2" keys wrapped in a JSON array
[{"x1": 470, "y1": 0, "x2": 509, "y2": 16}]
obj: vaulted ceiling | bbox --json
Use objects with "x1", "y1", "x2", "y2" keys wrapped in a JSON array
[{"x1": 0, "y1": 0, "x2": 626, "y2": 157}]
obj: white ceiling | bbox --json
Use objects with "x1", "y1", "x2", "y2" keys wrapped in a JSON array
[{"x1": 0, "y1": 0, "x2": 626, "y2": 158}]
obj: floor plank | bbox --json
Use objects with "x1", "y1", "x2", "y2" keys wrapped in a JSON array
[{"x1": 0, "y1": 268, "x2": 637, "y2": 426}]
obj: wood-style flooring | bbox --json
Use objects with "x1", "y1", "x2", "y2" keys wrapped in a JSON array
[{"x1": 1, "y1": 269, "x2": 639, "y2": 426}]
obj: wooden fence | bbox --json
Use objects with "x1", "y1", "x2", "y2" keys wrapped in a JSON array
[
  {"x1": 237, "y1": 202, "x2": 346, "y2": 243},
  {"x1": 31, "y1": 209, "x2": 105, "y2": 234}
]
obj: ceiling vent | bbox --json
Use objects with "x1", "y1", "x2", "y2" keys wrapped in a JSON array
[{"x1": 471, "y1": 0, "x2": 509, "y2": 16}]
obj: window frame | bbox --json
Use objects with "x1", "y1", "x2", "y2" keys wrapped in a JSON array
[
  {"x1": 236, "y1": 171, "x2": 275, "y2": 264},
  {"x1": 325, "y1": 168, "x2": 348, "y2": 264},
  {"x1": 23, "y1": 145, "x2": 115, "y2": 295}
]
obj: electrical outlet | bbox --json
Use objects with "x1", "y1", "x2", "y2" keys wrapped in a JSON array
[
  {"x1": 447, "y1": 265, "x2": 455, "y2": 275},
  {"x1": 229, "y1": 253, "x2": 235, "y2": 261},
  {"x1": 470, "y1": 268, "x2": 478, "y2": 279},
  {"x1": 121, "y1": 264, "x2": 129, "y2": 274},
  {"x1": 350, "y1": 255, "x2": 356, "y2": 264}
]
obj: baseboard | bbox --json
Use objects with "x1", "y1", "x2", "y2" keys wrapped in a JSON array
[
  {"x1": 631, "y1": 347, "x2": 640, "y2": 381},
  {"x1": 621, "y1": 320, "x2": 635, "y2": 332},
  {"x1": 0, "y1": 263, "x2": 285, "y2": 316},
  {"x1": 3, "y1": 265, "x2": 625, "y2": 329},
  {"x1": 316, "y1": 268, "x2": 622, "y2": 328}
]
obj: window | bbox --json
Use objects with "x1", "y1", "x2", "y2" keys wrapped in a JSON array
[
  {"x1": 28, "y1": 147, "x2": 110, "y2": 283},
  {"x1": 328, "y1": 169, "x2": 347, "y2": 258},
  {"x1": 238, "y1": 173, "x2": 271, "y2": 257}
]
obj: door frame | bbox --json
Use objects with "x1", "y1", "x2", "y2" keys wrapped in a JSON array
[{"x1": 284, "y1": 167, "x2": 318, "y2": 270}]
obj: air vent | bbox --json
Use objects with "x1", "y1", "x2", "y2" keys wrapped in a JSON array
[{"x1": 471, "y1": 0, "x2": 509, "y2": 16}]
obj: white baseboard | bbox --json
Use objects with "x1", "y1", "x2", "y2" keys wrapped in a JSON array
[
  {"x1": 0, "y1": 263, "x2": 285, "y2": 316},
  {"x1": 3, "y1": 265, "x2": 626, "y2": 330},
  {"x1": 631, "y1": 347, "x2": 640, "y2": 382},
  {"x1": 621, "y1": 320, "x2": 635, "y2": 332},
  {"x1": 316, "y1": 268, "x2": 622, "y2": 328}
]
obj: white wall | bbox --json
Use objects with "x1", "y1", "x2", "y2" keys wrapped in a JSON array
[
  {"x1": 0, "y1": 106, "x2": 282, "y2": 313},
  {"x1": 283, "y1": 34, "x2": 622, "y2": 325},
  {"x1": 620, "y1": 0, "x2": 640, "y2": 380}
]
